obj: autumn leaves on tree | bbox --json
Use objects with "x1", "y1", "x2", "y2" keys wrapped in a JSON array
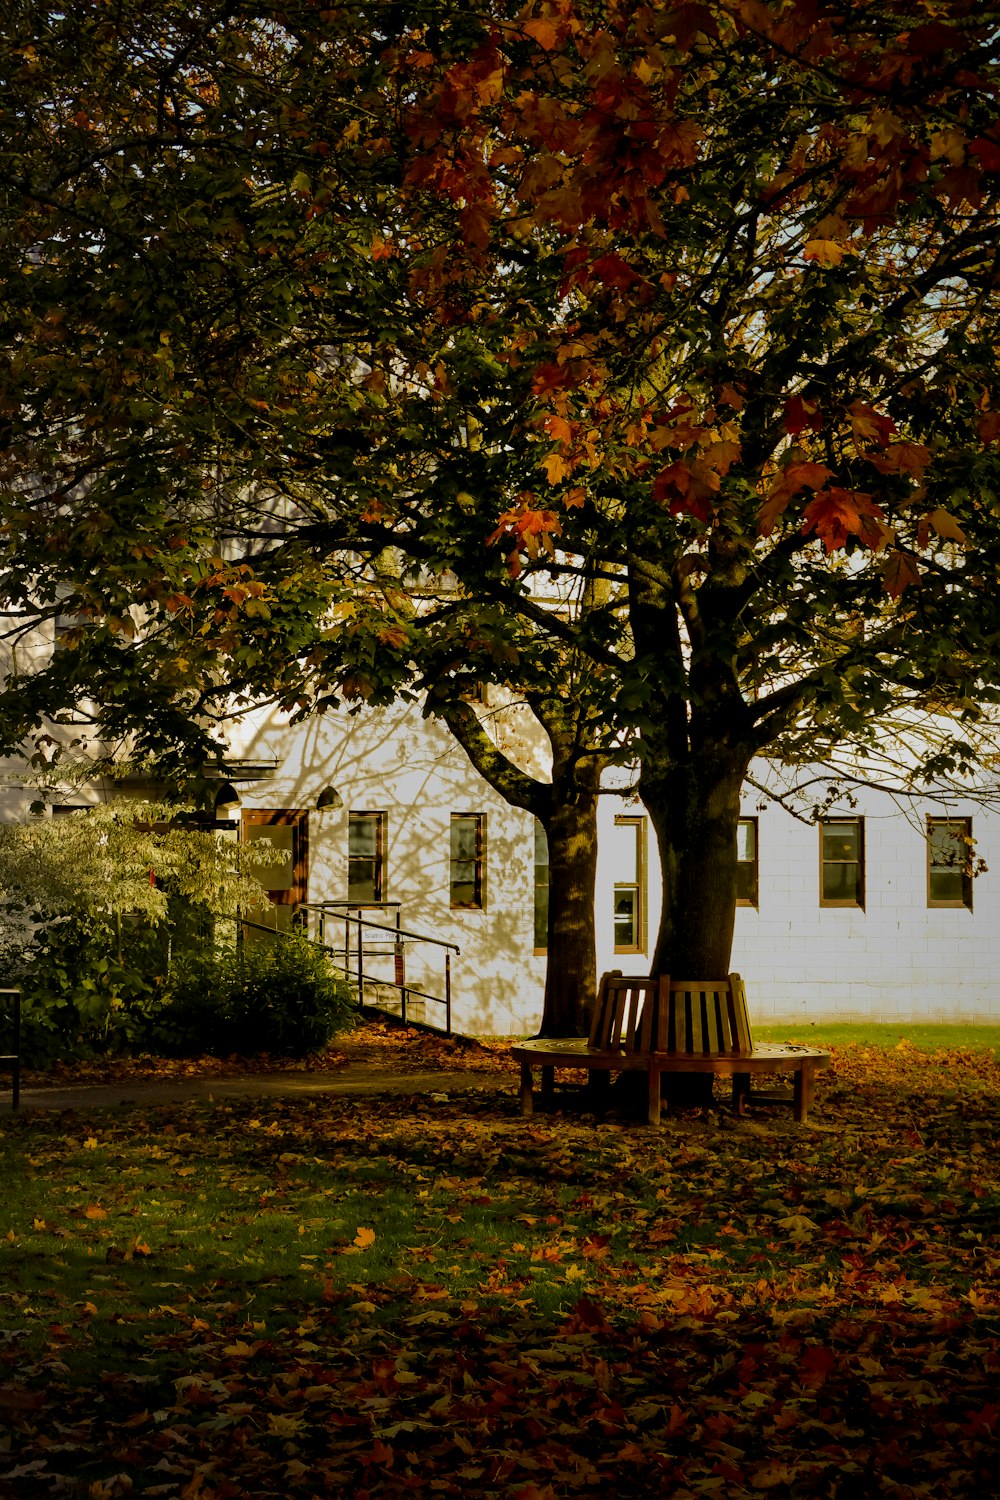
[{"x1": 3, "y1": 2, "x2": 1000, "y2": 1027}]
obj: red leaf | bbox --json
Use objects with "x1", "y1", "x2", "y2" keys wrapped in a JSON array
[
  {"x1": 801, "y1": 488, "x2": 887, "y2": 552},
  {"x1": 800, "y1": 1344, "x2": 838, "y2": 1387},
  {"x1": 784, "y1": 394, "x2": 823, "y2": 436},
  {"x1": 758, "y1": 460, "x2": 832, "y2": 535},
  {"x1": 969, "y1": 135, "x2": 1000, "y2": 173}
]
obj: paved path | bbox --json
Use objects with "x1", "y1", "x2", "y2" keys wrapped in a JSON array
[{"x1": 6, "y1": 1064, "x2": 508, "y2": 1114}]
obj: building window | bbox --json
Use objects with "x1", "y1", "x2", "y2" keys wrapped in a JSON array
[
  {"x1": 612, "y1": 815, "x2": 646, "y2": 953},
  {"x1": 927, "y1": 817, "x2": 973, "y2": 909},
  {"x1": 533, "y1": 820, "x2": 549, "y2": 951},
  {"x1": 450, "y1": 814, "x2": 485, "y2": 909},
  {"x1": 736, "y1": 818, "x2": 758, "y2": 907},
  {"x1": 348, "y1": 812, "x2": 385, "y2": 903},
  {"x1": 820, "y1": 818, "x2": 864, "y2": 907}
]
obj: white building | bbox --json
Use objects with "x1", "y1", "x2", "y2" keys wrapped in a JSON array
[
  {"x1": 4, "y1": 676, "x2": 1000, "y2": 1034},
  {"x1": 171, "y1": 696, "x2": 1000, "y2": 1031}
]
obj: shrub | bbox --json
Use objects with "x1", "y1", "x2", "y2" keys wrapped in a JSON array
[
  {"x1": 155, "y1": 931, "x2": 356, "y2": 1058},
  {"x1": 12, "y1": 915, "x2": 171, "y2": 1068}
]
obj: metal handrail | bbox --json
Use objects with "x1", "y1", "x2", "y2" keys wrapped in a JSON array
[
  {"x1": 227, "y1": 904, "x2": 455, "y2": 1036},
  {"x1": 299, "y1": 901, "x2": 461, "y2": 954}
]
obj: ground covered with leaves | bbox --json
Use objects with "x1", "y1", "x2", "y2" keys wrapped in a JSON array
[{"x1": 2, "y1": 1043, "x2": 999, "y2": 1498}]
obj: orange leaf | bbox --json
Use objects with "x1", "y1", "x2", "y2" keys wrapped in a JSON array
[
  {"x1": 849, "y1": 400, "x2": 897, "y2": 448},
  {"x1": 864, "y1": 441, "x2": 931, "y2": 477},
  {"x1": 85, "y1": 1204, "x2": 108, "y2": 1220},
  {"x1": 522, "y1": 17, "x2": 559, "y2": 50},
  {"x1": 882, "y1": 549, "x2": 921, "y2": 598},
  {"x1": 354, "y1": 1226, "x2": 376, "y2": 1250}
]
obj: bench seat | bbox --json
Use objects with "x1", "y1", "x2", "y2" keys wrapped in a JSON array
[{"x1": 511, "y1": 973, "x2": 830, "y2": 1125}]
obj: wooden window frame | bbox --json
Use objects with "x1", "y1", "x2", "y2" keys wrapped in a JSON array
[
  {"x1": 347, "y1": 811, "x2": 386, "y2": 905},
  {"x1": 819, "y1": 816, "x2": 865, "y2": 909},
  {"x1": 450, "y1": 813, "x2": 486, "y2": 911},
  {"x1": 613, "y1": 815, "x2": 647, "y2": 954},
  {"x1": 736, "y1": 817, "x2": 759, "y2": 908},
  {"x1": 533, "y1": 819, "x2": 549, "y2": 954},
  {"x1": 927, "y1": 816, "x2": 973, "y2": 910}
]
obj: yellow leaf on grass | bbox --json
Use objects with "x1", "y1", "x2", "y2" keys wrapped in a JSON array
[
  {"x1": 268, "y1": 1413, "x2": 306, "y2": 1437},
  {"x1": 83, "y1": 1137, "x2": 99, "y2": 1150},
  {"x1": 85, "y1": 1205, "x2": 108, "y2": 1220},
  {"x1": 354, "y1": 1226, "x2": 376, "y2": 1250},
  {"x1": 776, "y1": 1213, "x2": 820, "y2": 1241}
]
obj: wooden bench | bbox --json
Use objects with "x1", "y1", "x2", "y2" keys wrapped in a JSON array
[
  {"x1": 511, "y1": 972, "x2": 830, "y2": 1125},
  {"x1": 1, "y1": 988, "x2": 21, "y2": 1110}
]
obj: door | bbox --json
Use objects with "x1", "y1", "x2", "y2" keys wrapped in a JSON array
[{"x1": 242, "y1": 809, "x2": 309, "y2": 933}]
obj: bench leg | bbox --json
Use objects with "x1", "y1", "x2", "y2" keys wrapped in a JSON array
[
  {"x1": 794, "y1": 1062, "x2": 815, "y2": 1123},
  {"x1": 646, "y1": 1067, "x2": 661, "y2": 1126},
  {"x1": 588, "y1": 1069, "x2": 611, "y2": 1119},
  {"x1": 732, "y1": 1073, "x2": 750, "y2": 1115},
  {"x1": 540, "y1": 1066, "x2": 555, "y2": 1109},
  {"x1": 519, "y1": 1061, "x2": 535, "y2": 1117}
]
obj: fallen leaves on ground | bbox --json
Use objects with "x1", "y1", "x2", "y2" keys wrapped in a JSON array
[
  {"x1": 20, "y1": 1019, "x2": 508, "y2": 1091},
  {"x1": 0, "y1": 1040, "x2": 998, "y2": 1497}
]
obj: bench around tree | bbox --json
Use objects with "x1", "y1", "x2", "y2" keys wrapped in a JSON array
[{"x1": 511, "y1": 973, "x2": 830, "y2": 1125}]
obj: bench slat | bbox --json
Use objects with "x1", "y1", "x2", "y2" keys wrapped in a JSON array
[{"x1": 704, "y1": 989, "x2": 722, "y2": 1053}]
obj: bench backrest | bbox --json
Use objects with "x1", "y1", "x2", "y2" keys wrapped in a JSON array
[
  {"x1": 589, "y1": 971, "x2": 667, "y2": 1050},
  {"x1": 592, "y1": 971, "x2": 754, "y2": 1056}
]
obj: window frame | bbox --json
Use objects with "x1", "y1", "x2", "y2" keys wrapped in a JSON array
[
  {"x1": 613, "y1": 815, "x2": 647, "y2": 954},
  {"x1": 736, "y1": 817, "x2": 759, "y2": 908},
  {"x1": 347, "y1": 810, "x2": 386, "y2": 905},
  {"x1": 927, "y1": 816, "x2": 973, "y2": 910},
  {"x1": 819, "y1": 816, "x2": 865, "y2": 909},
  {"x1": 533, "y1": 819, "x2": 549, "y2": 953},
  {"x1": 450, "y1": 812, "x2": 486, "y2": 911}
]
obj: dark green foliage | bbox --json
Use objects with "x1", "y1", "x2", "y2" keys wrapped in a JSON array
[
  {"x1": 157, "y1": 932, "x2": 356, "y2": 1058},
  {"x1": 15, "y1": 916, "x2": 171, "y2": 1068}
]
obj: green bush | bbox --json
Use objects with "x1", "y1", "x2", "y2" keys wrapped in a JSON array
[
  {"x1": 155, "y1": 931, "x2": 357, "y2": 1058},
  {"x1": 13, "y1": 915, "x2": 171, "y2": 1068}
]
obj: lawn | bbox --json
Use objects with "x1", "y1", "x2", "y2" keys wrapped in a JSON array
[{"x1": 1, "y1": 1040, "x2": 999, "y2": 1498}]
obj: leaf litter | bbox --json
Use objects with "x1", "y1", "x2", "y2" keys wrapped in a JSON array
[{"x1": 0, "y1": 1040, "x2": 998, "y2": 1497}]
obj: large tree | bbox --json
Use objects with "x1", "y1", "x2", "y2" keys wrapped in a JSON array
[
  {"x1": 0, "y1": 0, "x2": 622, "y2": 1034},
  {"x1": 3, "y1": 0, "x2": 1000, "y2": 1008}
]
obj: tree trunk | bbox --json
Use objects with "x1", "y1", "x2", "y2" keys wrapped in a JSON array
[
  {"x1": 641, "y1": 743, "x2": 753, "y2": 980},
  {"x1": 438, "y1": 698, "x2": 604, "y2": 1037},
  {"x1": 536, "y1": 790, "x2": 599, "y2": 1037}
]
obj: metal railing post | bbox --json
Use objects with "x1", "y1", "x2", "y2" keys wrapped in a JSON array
[
  {"x1": 356, "y1": 907, "x2": 364, "y2": 1002},
  {"x1": 445, "y1": 952, "x2": 452, "y2": 1037}
]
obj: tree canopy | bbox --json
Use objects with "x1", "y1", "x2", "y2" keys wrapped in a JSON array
[{"x1": 3, "y1": 1, "x2": 1000, "y2": 986}]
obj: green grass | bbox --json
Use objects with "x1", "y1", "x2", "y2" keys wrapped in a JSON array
[
  {"x1": 754, "y1": 1021, "x2": 1000, "y2": 1052},
  {"x1": 2, "y1": 1047, "x2": 999, "y2": 1497}
]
